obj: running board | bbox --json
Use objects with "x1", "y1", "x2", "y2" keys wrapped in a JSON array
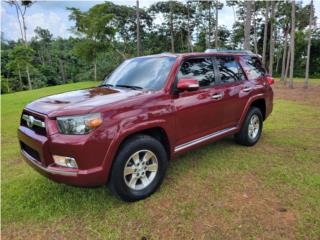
[{"x1": 174, "y1": 127, "x2": 237, "y2": 153}]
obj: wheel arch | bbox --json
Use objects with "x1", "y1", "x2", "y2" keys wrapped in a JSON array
[
  {"x1": 104, "y1": 124, "x2": 172, "y2": 183},
  {"x1": 238, "y1": 95, "x2": 266, "y2": 129},
  {"x1": 250, "y1": 98, "x2": 266, "y2": 120},
  {"x1": 118, "y1": 127, "x2": 171, "y2": 160}
]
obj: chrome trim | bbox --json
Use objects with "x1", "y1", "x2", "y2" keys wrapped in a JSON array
[
  {"x1": 21, "y1": 150, "x2": 77, "y2": 176},
  {"x1": 22, "y1": 114, "x2": 46, "y2": 128},
  {"x1": 174, "y1": 127, "x2": 237, "y2": 152}
]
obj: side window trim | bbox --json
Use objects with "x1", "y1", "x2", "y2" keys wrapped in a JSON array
[
  {"x1": 237, "y1": 56, "x2": 248, "y2": 81},
  {"x1": 212, "y1": 56, "x2": 222, "y2": 85}
]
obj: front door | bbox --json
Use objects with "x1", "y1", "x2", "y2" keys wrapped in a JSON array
[{"x1": 173, "y1": 57, "x2": 228, "y2": 147}]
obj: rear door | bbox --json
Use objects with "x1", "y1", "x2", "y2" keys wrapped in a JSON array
[{"x1": 213, "y1": 55, "x2": 250, "y2": 127}]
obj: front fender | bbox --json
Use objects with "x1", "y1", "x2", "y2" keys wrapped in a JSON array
[{"x1": 100, "y1": 119, "x2": 171, "y2": 183}]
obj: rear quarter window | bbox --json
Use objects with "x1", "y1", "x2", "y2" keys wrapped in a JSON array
[{"x1": 241, "y1": 56, "x2": 266, "y2": 80}]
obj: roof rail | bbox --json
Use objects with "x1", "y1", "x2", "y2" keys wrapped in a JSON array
[{"x1": 205, "y1": 49, "x2": 254, "y2": 54}]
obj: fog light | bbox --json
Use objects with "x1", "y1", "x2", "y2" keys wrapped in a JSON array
[{"x1": 53, "y1": 155, "x2": 78, "y2": 168}]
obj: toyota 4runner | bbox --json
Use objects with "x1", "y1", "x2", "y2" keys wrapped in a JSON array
[{"x1": 18, "y1": 50, "x2": 273, "y2": 201}]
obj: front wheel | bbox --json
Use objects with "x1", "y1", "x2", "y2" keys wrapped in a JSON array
[
  {"x1": 109, "y1": 134, "x2": 168, "y2": 202},
  {"x1": 234, "y1": 107, "x2": 263, "y2": 146}
]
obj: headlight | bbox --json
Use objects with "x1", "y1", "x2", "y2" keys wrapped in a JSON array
[{"x1": 56, "y1": 113, "x2": 103, "y2": 135}]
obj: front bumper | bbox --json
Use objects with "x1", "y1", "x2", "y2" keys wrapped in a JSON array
[{"x1": 18, "y1": 125, "x2": 106, "y2": 187}]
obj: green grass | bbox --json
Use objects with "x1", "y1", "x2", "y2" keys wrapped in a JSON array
[
  {"x1": 1, "y1": 80, "x2": 320, "y2": 239},
  {"x1": 274, "y1": 77, "x2": 320, "y2": 85}
]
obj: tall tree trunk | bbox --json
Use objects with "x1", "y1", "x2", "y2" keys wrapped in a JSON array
[
  {"x1": 276, "y1": 50, "x2": 281, "y2": 74},
  {"x1": 304, "y1": 0, "x2": 314, "y2": 89},
  {"x1": 262, "y1": 1, "x2": 269, "y2": 65},
  {"x1": 268, "y1": 2, "x2": 276, "y2": 75},
  {"x1": 284, "y1": 42, "x2": 291, "y2": 84},
  {"x1": 253, "y1": 10, "x2": 258, "y2": 54},
  {"x1": 280, "y1": 27, "x2": 288, "y2": 82},
  {"x1": 243, "y1": 0, "x2": 252, "y2": 50},
  {"x1": 187, "y1": 2, "x2": 193, "y2": 52},
  {"x1": 169, "y1": 1, "x2": 175, "y2": 53},
  {"x1": 14, "y1": 4, "x2": 24, "y2": 42},
  {"x1": 18, "y1": 65, "x2": 23, "y2": 89},
  {"x1": 136, "y1": 0, "x2": 141, "y2": 56},
  {"x1": 59, "y1": 59, "x2": 66, "y2": 84},
  {"x1": 26, "y1": 65, "x2": 32, "y2": 90},
  {"x1": 94, "y1": 59, "x2": 97, "y2": 81},
  {"x1": 208, "y1": 2, "x2": 211, "y2": 48},
  {"x1": 288, "y1": 0, "x2": 295, "y2": 89},
  {"x1": 215, "y1": 0, "x2": 219, "y2": 48}
]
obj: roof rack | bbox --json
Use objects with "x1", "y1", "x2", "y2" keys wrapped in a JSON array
[{"x1": 205, "y1": 49, "x2": 254, "y2": 54}]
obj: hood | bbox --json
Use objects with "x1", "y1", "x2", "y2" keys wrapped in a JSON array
[{"x1": 26, "y1": 87, "x2": 143, "y2": 117}]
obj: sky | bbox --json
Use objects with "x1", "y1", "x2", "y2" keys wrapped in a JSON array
[{"x1": 1, "y1": 0, "x2": 319, "y2": 41}]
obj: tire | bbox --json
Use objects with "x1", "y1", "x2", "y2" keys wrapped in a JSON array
[
  {"x1": 234, "y1": 107, "x2": 263, "y2": 146},
  {"x1": 109, "y1": 134, "x2": 168, "y2": 202}
]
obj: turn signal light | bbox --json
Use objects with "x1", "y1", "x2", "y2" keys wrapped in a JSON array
[{"x1": 87, "y1": 118, "x2": 103, "y2": 128}]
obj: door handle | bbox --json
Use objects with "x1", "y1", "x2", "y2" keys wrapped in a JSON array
[
  {"x1": 242, "y1": 86, "x2": 252, "y2": 92},
  {"x1": 211, "y1": 93, "x2": 223, "y2": 100}
]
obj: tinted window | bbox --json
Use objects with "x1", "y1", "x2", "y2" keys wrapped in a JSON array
[
  {"x1": 178, "y1": 58, "x2": 216, "y2": 87},
  {"x1": 216, "y1": 56, "x2": 246, "y2": 83},
  {"x1": 241, "y1": 56, "x2": 265, "y2": 80},
  {"x1": 104, "y1": 56, "x2": 176, "y2": 91}
]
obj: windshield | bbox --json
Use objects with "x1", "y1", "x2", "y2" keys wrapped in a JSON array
[{"x1": 103, "y1": 56, "x2": 176, "y2": 91}]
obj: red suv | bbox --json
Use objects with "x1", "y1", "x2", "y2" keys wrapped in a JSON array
[{"x1": 18, "y1": 50, "x2": 273, "y2": 201}]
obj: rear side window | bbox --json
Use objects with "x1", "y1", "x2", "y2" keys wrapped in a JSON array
[
  {"x1": 241, "y1": 56, "x2": 266, "y2": 80},
  {"x1": 178, "y1": 58, "x2": 216, "y2": 87},
  {"x1": 216, "y1": 56, "x2": 246, "y2": 83}
]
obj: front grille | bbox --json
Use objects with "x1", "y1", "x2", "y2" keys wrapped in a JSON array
[
  {"x1": 20, "y1": 111, "x2": 47, "y2": 136},
  {"x1": 20, "y1": 141, "x2": 41, "y2": 162}
]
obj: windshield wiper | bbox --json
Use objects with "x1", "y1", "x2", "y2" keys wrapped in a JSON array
[
  {"x1": 115, "y1": 84, "x2": 143, "y2": 90},
  {"x1": 99, "y1": 83, "x2": 114, "y2": 88}
]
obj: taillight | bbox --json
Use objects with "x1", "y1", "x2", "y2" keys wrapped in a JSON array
[{"x1": 266, "y1": 76, "x2": 274, "y2": 85}]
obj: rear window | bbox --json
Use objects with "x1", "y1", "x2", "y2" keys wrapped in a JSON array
[{"x1": 241, "y1": 56, "x2": 266, "y2": 80}]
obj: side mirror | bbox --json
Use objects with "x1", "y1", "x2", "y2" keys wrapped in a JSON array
[{"x1": 177, "y1": 78, "x2": 199, "y2": 91}]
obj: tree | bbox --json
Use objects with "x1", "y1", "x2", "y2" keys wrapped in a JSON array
[
  {"x1": 268, "y1": 1, "x2": 276, "y2": 75},
  {"x1": 304, "y1": 0, "x2": 314, "y2": 89},
  {"x1": 149, "y1": 1, "x2": 189, "y2": 53},
  {"x1": 6, "y1": 0, "x2": 34, "y2": 89},
  {"x1": 6, "y1": 44, "x2": 34, "y2": 90},
  {"x1": 32, "y1": 27, "x2": 53, "y2": 65},
  {"x1": 187, "y1": 1, "x2": 193, "y2": 52},
  {"x1": 262, "y1": 1, "x2": 269, "y2": 65},
  {"x1": 214, "y1": 0, "x2": 223, "y2": 48},
  {"x1": 68, "y1": 4, "x2": 115, "y2": 80},
  {"x1": 243, "y1": 0, "x2": 252, "y2": 50},
  {"x1": 288, "y1": 0, "x2": 296, "y2": 89},
  {"x1": 136, "y1": 0, "x2": 141, "y2": 56},
  {"x1": 169, "y1": 1, "x2": 175, "y2": 52},
  {"x1": 6, "y1": 0, "x2": 33, "y2": 43}
]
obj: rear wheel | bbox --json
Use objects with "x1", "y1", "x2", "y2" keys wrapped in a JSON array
[
  {"x1": 109, "y1": 134, "x2": 168, "y2": 202},
  {"x1": 235, "y1": 107, "x2": 263, "y2": 146}
]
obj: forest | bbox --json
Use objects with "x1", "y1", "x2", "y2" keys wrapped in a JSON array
[{"x1": 1, "y1": 0, "x2": 319, "y2": 94}]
